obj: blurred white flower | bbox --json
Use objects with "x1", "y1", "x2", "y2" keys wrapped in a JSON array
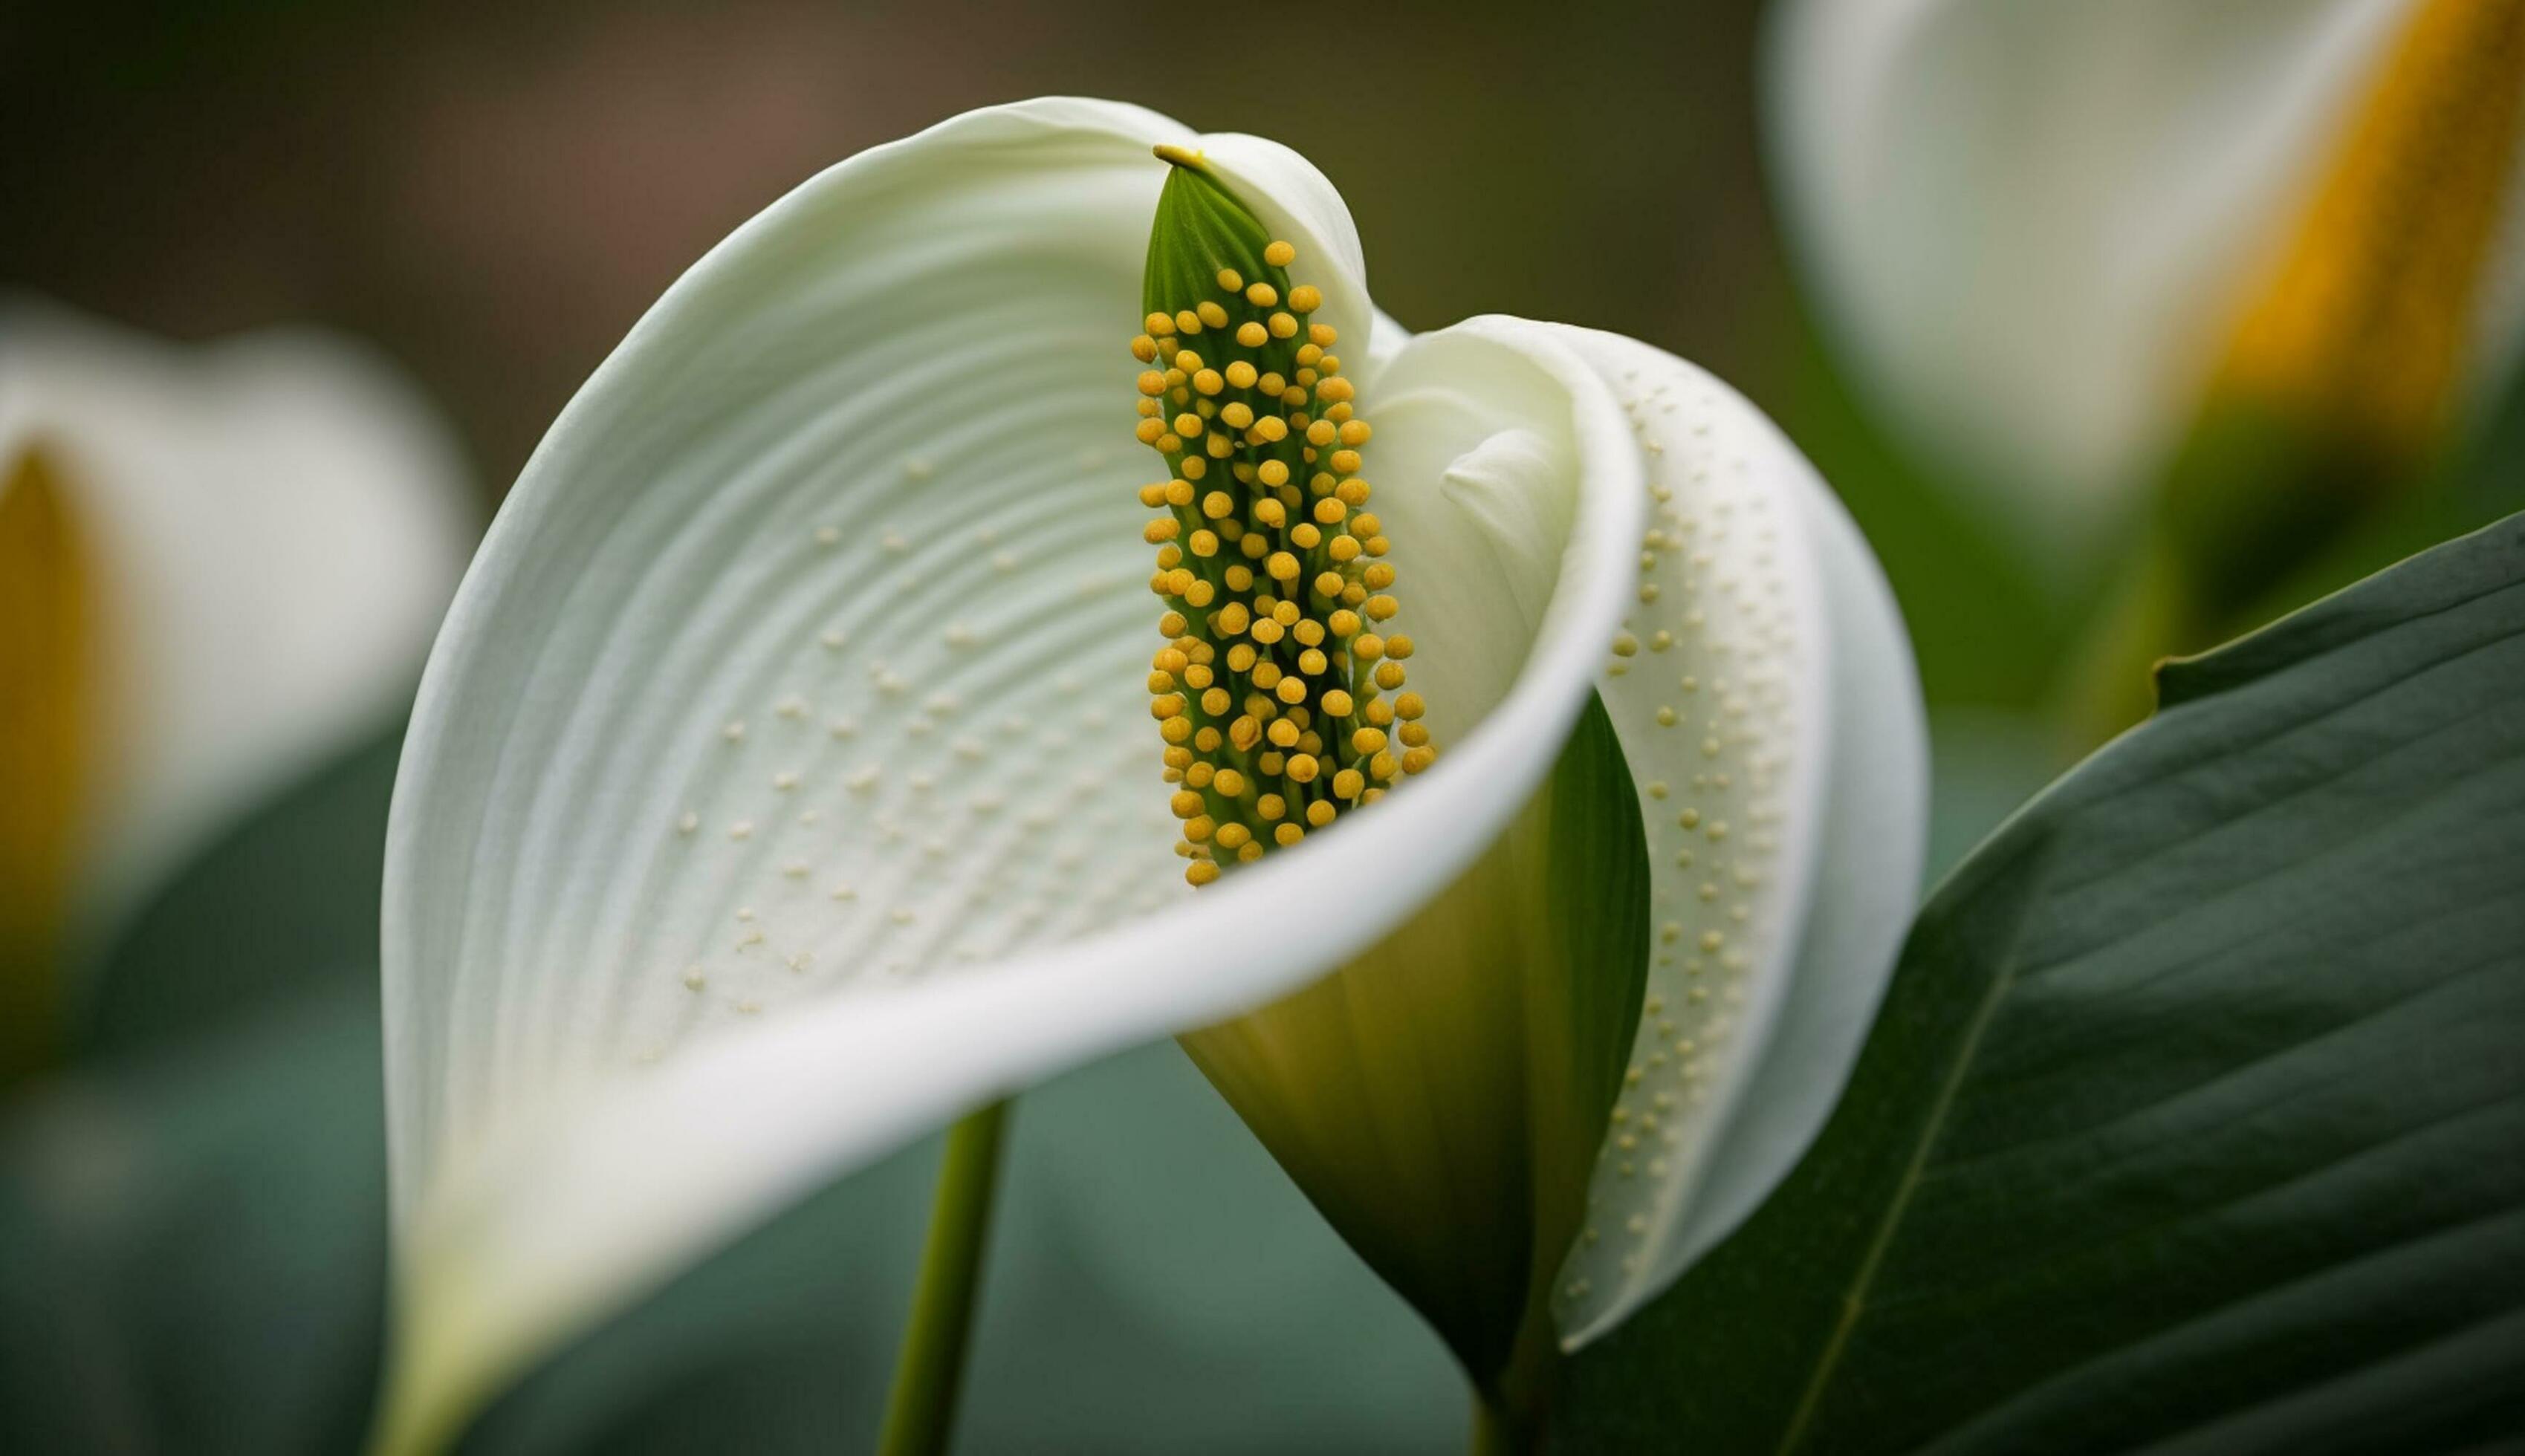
[
  {"x1": 1769, "y1": 0, "x2": 2525, "y2": 560},
  {"x1": 0, "y1": 300, "x2": 473, "y2": 1050},
  {"x1": 376, "y1": 98, "x2": 1925, "y2": 1450}
]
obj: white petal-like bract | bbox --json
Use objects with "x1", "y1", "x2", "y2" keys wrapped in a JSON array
[
  {"x1": 377, "y1": 100, "x2": 1653, "y2": 1449},
  {"x1": 1545, "y1": 330, "x2": 1926, "y2": 1344}
]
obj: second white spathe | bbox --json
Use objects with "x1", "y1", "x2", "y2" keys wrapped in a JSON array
[
  {"x1": 0, "y1": 299, "x2": 475, "y2": 949},
  {"x1": 1768, "y1": 0, "x2": 2525, "y2": 563}
]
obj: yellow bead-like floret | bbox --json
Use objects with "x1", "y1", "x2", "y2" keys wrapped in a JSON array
[{"x1": 1129, "y1": 219, "x2": 1439, "y2": 885}]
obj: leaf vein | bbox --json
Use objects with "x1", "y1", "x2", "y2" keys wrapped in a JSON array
[{"x1": 1771, "y1": 848, "x2": 2059, "y2": 1455}]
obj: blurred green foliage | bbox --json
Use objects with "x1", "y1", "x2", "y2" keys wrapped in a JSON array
[
  {"x1": 76, "y1": 729, "x2": 405, "y2": 1059},
  {"x1": 0, "y1": 987, "x2": 387, "y2": 1456},
  {"x1": 1, "y1": 718, "x2": 1466, "y2": 1454}
]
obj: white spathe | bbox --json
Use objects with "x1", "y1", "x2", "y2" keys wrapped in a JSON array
[
  {"x1": 1767, "y1": 0, "x2": 2525, "y2": 560},
  {"x1": 1546, "y1": 329, "x2": 1926, "y2": 1345},
  {"x1": 0, "y1": 299, "x2": 474, "y2": 943},
  {"x1": 378, "y1": 97, "x2": 1924, "y2": 1449}
]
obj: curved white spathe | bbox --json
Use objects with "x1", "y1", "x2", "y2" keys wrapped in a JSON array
[
  {"x1": 1766, "y1": 0, "x2": 2524, "y2": 560},
  {"x1": 0, "y1": 298, "x2": 474, "y2": 943},
  {"x1": 1543, "y1": 330, "x2": 1927, "y2": 1345},
  {"x1": 376, "y1": 97, "x2": 1653, "y2": 1452}
]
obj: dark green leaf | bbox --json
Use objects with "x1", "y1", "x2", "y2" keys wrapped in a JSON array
[{"x1": 1562, "y1": 513, "x2": 2525, "y2": 1453}]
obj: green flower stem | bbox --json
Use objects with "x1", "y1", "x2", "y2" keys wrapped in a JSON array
[
  {"x1": 1470, "y1": 1314, "x2": 1558, "y2": 1456},
  {"x1": 878, "y1": 1099, "x2": 1011, "y2": 1456}
]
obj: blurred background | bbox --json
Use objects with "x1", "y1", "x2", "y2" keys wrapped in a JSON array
[
  {"x1": 4, "y1": 1, "x2": 2517, "y2": 1452},
  {"x1": 4, "y1": 0, "x2": 2061, "y2": 712}
]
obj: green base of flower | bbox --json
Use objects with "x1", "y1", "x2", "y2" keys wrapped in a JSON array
[{"x1": 1471, "y1": 1391, "x2": 1547, "y2": 1456}]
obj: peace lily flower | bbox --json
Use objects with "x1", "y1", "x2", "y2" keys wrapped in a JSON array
[
  {"x1": 377, "y1": 98, "x2": 1925, "y2": 1451},
  {"x1": 0, "y1": 299, "x2": 471, "y2": 1080},
  {"x1": 1770, "y1": 0, "x2": 2525, "y2": 577}
]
